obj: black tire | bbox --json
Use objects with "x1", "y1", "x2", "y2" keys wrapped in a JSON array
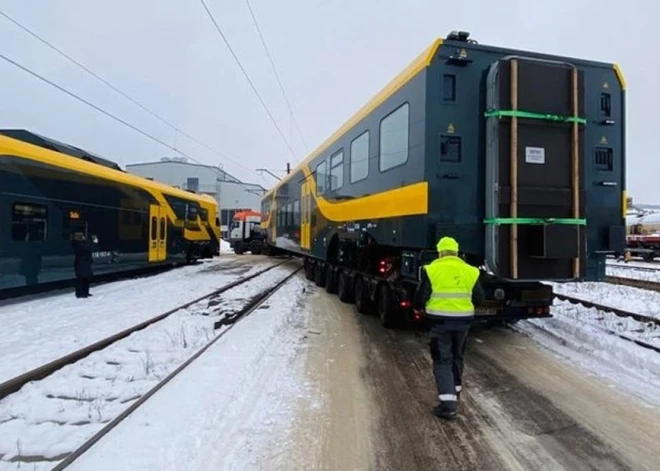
[
  {"x1": 354, "y1": 277, "x2": 372, "y2": 315},
  {"x1": 337, "y1": 270, "x2": 353, "y2": 303},
  {"x1": 314, "y1": 263, "x2": 326, "y2": 287},
  {"x1": 325, "y1": 265, "x2": 338, "y2": 294},
  {"x1": 305, "y1": 259, "x2": 315, "y2": 281},
  {"x1": 234, "y1": 242, "x2": 244, "y2": 255},
  {"x1": 250, "y1": 241, "x2": 262, "y2": 255},
  {"x1": 377, "y1": 284, "x2": 397, "y2": 329}
]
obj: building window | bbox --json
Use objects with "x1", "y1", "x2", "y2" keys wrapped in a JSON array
[
  {"x1": 350, "y1": 131, "x2": 369, "y2": 183},
  {"x1": 316, "y1": 160, "x2": 327, "y2": 195},
  {"x1": 12, "y1": 203, "x2": 47, "y2": 241},
  {"x1": 330, "y1": 150, "x2": 344, "y2": 190},
  {"x1": 186, "y1": 177, "x2": 199, "y2": 192},
  {"x1": 379, "y1": 102, "x2": 410, "y2": 172}
]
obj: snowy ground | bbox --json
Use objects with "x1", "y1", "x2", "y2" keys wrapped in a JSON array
[
  {"x1": 64, "y1": 274, "x2": 311, "y2": 471},
  {"x1": 550, "y1": 281, "x2": 660, "y2": 320},
  {"x1": 0, "y1": 255, "x2": 276, "y2": 385},
  {"x1": 0, "y1": 263, "x2": 300, "y2": 470}
]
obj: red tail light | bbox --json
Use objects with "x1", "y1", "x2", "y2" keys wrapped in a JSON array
[{"x1": 400, "y1": 300, "x2": 410, "y2": 308}]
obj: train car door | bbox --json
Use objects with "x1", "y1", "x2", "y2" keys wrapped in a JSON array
[
  {"x1": 148, "y1": 205, "x2": 159, "y2": 262},
  {"x1": 158, "y1": 212, "x2": 167, "y2": 261},
  {"x1": 301, "y1": 181, "x2": 311, "y2": 250}
]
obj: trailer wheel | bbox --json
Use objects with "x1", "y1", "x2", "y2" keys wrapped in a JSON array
[
  {"x1": 314, "y1": 263, "x2": 326, "y2": 287},
  {"x1": 337, "y1": 270, "x2": 353, "y2": 303},
  {"x1": 325, "y1": 265, "x2": 338, "y2": 294},
  {"x1": 354, "y1": 277, "x2": 372, "y2": 315},
  {"x1": 377, "y1": 284, "x2": 397, "y2": 329},
  {"x1": 250, "y1": 241, "x2": 262, "y2": 255},
  {"x1": 305, "y1": 259, "x2": 315, "y2": 281}
]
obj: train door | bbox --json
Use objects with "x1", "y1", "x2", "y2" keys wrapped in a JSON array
[
  {"x1": 301, "y1": 181, "x2": 311, "y2": 250},
  {"x1": 158, "y1": 212, "x2": 167, "y2": 261},
  {"x1": 148, "y1": 205, "x2": 167, "y2": 262}
]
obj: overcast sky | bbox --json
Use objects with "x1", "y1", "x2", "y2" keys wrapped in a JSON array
[{"x1": 0, "y1": 0, "x2": 656, "y2": 202}]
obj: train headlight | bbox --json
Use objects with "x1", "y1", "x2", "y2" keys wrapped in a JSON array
[{"x1": 494, "y1": 288, "x2": 506, "y2": 300}]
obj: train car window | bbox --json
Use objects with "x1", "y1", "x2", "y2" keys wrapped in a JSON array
[
  {"x1": 379, "y1": 102, "x2": 410, "y2": 172},
  {"x1": 159, "y1": 218, "x2": 166, "y2": 240},
  {"x1": 200, "y1": 208, "x2": 208, "y2": 222},
  {"x1": 293, "y1": 200, "x2": 300, "y2": 226},
  {"x1": 330, "y1": 150, "x2": 344, "y2": 190},
  {"x1": 350, "y1": 131, "x2": 370, "y2": 183},
  {"x1": 151, "y1": 217, "x2": 157, "y2": 240},
  {"x1": 12, "y1": 203, "x2": 47, "y2": 241},
  {"x1": 287, "y1": 202, "x2": 293, "y2": 227},
  {"x1": 186, "y1": 204, "x2": 199, "y2": 221},
  {"x1": 315, "y1": 160, "x2": 327, "y2": 195}
]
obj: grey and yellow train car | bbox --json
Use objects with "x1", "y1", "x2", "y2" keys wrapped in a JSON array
[
  {"x1": 0, "y1": 129, "x2": 221, "y2": 296},
  {"x1": 261, "y1": 31, "x2": 626, "y2": 327}
]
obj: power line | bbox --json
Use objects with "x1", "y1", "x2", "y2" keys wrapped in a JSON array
[
  {"x1": 198, "y1": 0, "x2": 298, "y2": 161},
  {"x1": 242, "y1": 0, "x2": 309, "y2": 154},
  {"x1": 0, "y1": 51, "x2": 213, "y2": 168},
  {"x1": 0, "y1": 9, "x2": 256, "y2": 177}
]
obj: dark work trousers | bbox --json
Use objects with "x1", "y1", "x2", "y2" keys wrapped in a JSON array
[
  {"x1": 429, "y1": 322, "x2": 470, "y2": 411},
  {"x1": 75, "y1": 277, "x2": 91, "y2": 298}
]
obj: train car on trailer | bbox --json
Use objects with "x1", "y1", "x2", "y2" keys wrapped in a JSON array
[
  {"x1": 0, "y1": 129, "x2": 221, "y2": 297},
  {"x1": 260, "y1": 31, "x2": 626, "y2": 327}
]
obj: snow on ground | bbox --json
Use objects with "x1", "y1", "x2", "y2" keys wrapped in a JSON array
[
  {"x1": 606, "y1": 264, "x2": 660, "y2": 282},
  {"x1": 550, "y1": 281, "x2": 660, "y2": 320},
  {"x1": 220, "y1": 238, "x2": 233, "y2": 253},
  {"x1": 518, "y1": 302, "x2": 660, "y2": 408},
  {"x1": 0, "y1": 264, "x2": 300, "y2": 470},
  {"x1": 66, "y1": 274, "x2": 312, "y2": 471},
  {"x1": 0, "y1": 255, "x2": 276, "y2": 385}
]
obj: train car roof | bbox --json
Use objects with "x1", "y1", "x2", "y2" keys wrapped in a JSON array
[
  {"x1": 0, "y1": 129, "x2": 124, "y2": 171},
  {"x1": 0, "y1": 130, "x2": 216, "y2": 205},
  {"x1": 262, "y1": 33, "x2": 625, "y2": 200}
]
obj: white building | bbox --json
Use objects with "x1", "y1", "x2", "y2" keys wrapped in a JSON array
[{"x1": 126, "y1": 157, "x2": 266, "y2": 238}]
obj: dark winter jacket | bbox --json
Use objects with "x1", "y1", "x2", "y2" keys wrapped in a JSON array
[{"x1": 73, "y1": 240, "x2": 94, "y2": 278}]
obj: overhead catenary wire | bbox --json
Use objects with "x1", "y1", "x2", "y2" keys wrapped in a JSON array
[
  {"x1": 198, "y1": 0, "x2": 299, "y2": 162},
  {"x1": 0, "y1": 51, "x2": 214, "y2": 168},
  {"x1": 0, "y1": 9, "x2": 257, "y2": 177},
  {"x1": 242, "y1": 0, "x2": 309, "y2": 154}
]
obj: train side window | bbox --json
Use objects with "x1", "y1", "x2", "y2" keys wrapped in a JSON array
[
  {"x1": 379, "y1": 102, "x2": 409, "y2": 172},
  {"x1": 316, "y1": 160, "x2": 327, "y2": 195},
  {"x1": 200, "y1": 209, "x2": 208, "y2": 222},
  {"x1": 12, "y1": 203, "x2": 47, "y2": 241},
  {"x1": 350, "y1": 131, "x2": 369, "y2": 183},
  {"x1": 293, "y1": 199, "x2": 300, "y2": 226},
  {"x1": 330, "y1": 150, "x2": 344, "y2": 190},
  {"x1": 151, "y1": 217, "x2": 157, "y2": 240}
]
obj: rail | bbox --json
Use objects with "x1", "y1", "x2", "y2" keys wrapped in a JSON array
[
  {"x1": 604, "y1": 275, "x2": 660, "y2": 293},
  {"x1": 0, "y1": 260, "x2": 290, "y2": 401},
  {"x1": 554, "y1": 293, "x2": 660, "y2": 354},
  {"x1": 52, "y1": 265, "x2": 301, "y2": 470}
]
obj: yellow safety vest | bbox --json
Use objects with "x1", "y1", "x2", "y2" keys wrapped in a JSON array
[{"x1": 424, "y1": 256, "x2": 480, "y2": 320}]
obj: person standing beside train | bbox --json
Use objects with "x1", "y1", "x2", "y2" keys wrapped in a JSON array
[
  {"x1": 72, "y1": 232, "x2": 95, "y2": 298},
  {"x1": 413, "y1": 236, "x2": 484, "y2": 420}
]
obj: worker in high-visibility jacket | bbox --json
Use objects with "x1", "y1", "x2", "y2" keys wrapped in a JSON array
[{"x1": 413, "y1": 236, "x2": 485, "y2": 420}]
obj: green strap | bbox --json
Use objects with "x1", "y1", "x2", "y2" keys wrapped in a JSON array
[
  {"x1": 485, "y1": 109, "x2": 587, "y2": 125},
  {"x1": 484, "y1": 217, "x2": 586, "y2": 225}
]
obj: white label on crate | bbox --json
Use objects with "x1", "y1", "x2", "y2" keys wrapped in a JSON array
[{"x1": 525, "y1": 146, "x2": 545, "y2": 164}]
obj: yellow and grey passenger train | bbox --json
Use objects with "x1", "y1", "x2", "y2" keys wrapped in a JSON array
[
  {"x1": 0, "y1": 129, "x2": 220, "y2": 297},
  {"x1": 260, "y1": 31, "x2": 626, "y2": 327}
]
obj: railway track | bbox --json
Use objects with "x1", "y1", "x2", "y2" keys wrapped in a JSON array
[
  {"x1": 554, "y1": 293, "x2": 660, "y2": 354},
  {"x1": 604, "y1": 275, "x2": 660, "y2": 293},
  {"x1": 606, "y1": 263, "x2": 660, "y2": 273},
  {"x1": 0, "y1": 259, "x2": 301, "y2": 469}
]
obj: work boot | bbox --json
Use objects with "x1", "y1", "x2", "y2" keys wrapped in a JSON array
[{"x1": 433, "y1": 404, "x2": 457, "y2": 420}]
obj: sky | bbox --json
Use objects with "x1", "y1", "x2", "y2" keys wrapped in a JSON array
[{"x1": 0, "y1": 0, "x2": 656, "y2": 201}]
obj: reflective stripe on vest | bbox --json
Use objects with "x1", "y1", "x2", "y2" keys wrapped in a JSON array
[{"x1": 424, "y1": 256, "x2": 479, "y2": 320}]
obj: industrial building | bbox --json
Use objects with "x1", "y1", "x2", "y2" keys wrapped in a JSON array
[{"x1": 126, "y1": 157, "x2": 266, "y2": 239}]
